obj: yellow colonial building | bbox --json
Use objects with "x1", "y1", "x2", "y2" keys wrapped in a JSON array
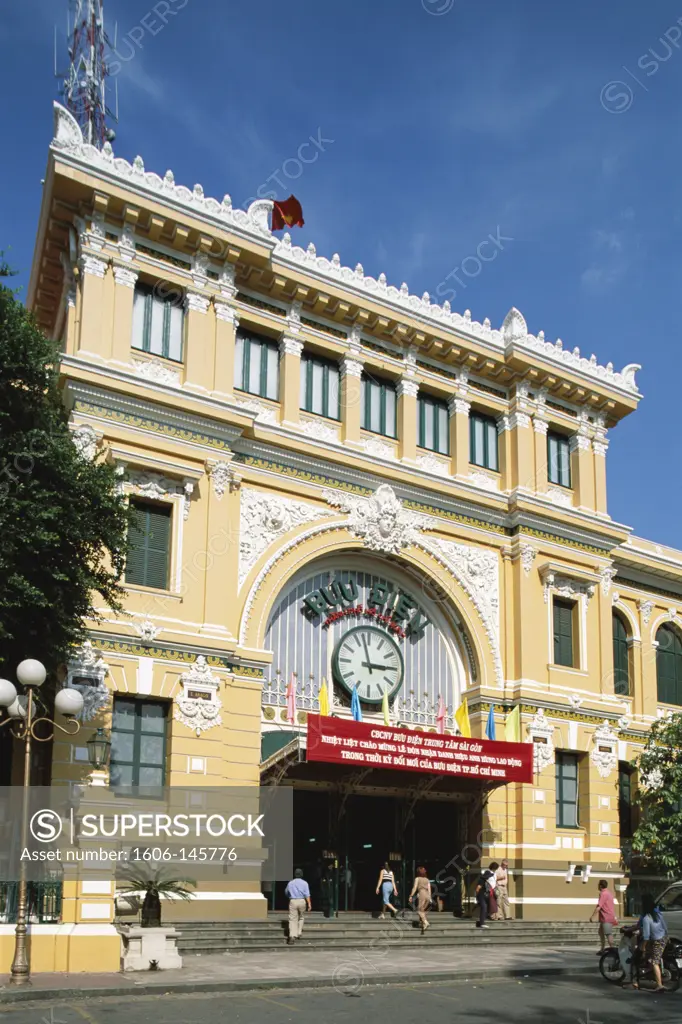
[{"x1": 4, "y1": 101, "x2": 682, "y2": 972}]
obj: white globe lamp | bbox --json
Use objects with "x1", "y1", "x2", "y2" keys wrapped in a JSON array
[
  {"x1": 0, "y1": 679, "x2": 17, "y2": 708},
  {"x1": 54, "y1": 688, "x2": 84, "y2": 719},
  {"x1": 7, "y1": 696, "x2": 28, "y2": 720},
  {"x1": 16, "y1": 659, "x2": 47, "y2": 688}
]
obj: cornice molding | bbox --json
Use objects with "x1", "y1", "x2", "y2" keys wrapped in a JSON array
[{"x1": 50, "y1": 103, "x2": 641, "y2": 403}]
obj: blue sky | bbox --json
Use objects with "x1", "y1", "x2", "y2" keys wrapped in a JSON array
[{"x1": 2, "y1": 0, "x2": 681, "y2": 547}]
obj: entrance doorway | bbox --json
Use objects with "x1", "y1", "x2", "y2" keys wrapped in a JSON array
[{"x1": 285, "y1": 788, "x2": 465, "y2": 914}]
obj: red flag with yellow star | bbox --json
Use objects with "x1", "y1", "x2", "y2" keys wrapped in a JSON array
[{"x1": 272, "y1": 195, "x2": 304, "y2": 231}]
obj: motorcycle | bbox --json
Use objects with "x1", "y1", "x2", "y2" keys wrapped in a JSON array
[{"x1": 599, "y1": 925, "x2": 681, "y2": 992}]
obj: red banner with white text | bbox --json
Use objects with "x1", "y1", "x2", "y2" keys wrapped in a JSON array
[{"x1": 306, "y1": 715, "x2": 533, "y2": 784}]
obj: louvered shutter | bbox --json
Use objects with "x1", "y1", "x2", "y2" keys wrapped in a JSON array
[
  {"x1": 126, "y1": 501, "x2": 171, "y2": 590},
  {"x1": 553, "y1": 599, "x2": 574, "y2": 667},
  {"x1": 657, "y1": 626, "x2": 682, "y2": 706},
  {"x1": 613, "y1": 614, "x2": 630, "y2": 695}
]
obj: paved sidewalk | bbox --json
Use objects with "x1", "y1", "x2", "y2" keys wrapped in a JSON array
[{"x1": 0, "y1": 945, "x2": 598, "y2": 1003}]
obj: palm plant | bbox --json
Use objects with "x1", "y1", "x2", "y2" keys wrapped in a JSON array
[{"x1": 117, "y1": 867, "x2": 196, "y2": 928}]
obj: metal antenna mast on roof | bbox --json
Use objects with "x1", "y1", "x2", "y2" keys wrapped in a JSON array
[{"x1": 55, "y1": 0, "x2": 118, "y2": 148}]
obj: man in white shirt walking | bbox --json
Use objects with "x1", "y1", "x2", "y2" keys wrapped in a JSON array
[
  {"x1": 494, "y1": 860, "x2": 512, "y2": 921},
  {"x1": 286, "y1": 868, "x2": 311, "y2": 944}
]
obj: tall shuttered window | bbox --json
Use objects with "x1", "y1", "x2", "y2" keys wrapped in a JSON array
[
  {"x1": 556, "y1": 752, "x2": 579, "y2": 828},
  {"x1": 418, "y1": 394, "x2": 449, "y2": 455},
  {"x1": 362, "y1": 374, "x2": 397, "y2": 438},
  {"x1": 548, "y1": 432, "x2": 571, "y2": 487},
  {"x1": 553, "y1": 598, "x2": 575, "y2": 668},
  {"x1": 300, "y1": 353, "x2": 340, "y2": 419},
  {"x1": 235, "y1": 330, "x2": 279, "y2": 401},
  {"x1": 619, "y1": 763, "x2": 635, "y2": 839},
  {"x1": 469, "y1": 412, "x2": 498, "y2": 471},
  {"x1": 613, "y1": 613, "x2": 631, "y2": 696},
  {"x1": 132, "y1": 283, "x2": 184, "y2": 362},
  {"x1": 110, "y1": 698, "x2": 168, "y2": 788},
  {"x1": 656, "y1": 624, "x2": 682, "y2": 706},
  {"x1": 126, "y1": 500, "x2": 171, "y2": 590}
]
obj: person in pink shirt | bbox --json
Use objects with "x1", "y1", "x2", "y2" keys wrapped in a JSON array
[{"x1": 589, "y1": 879, "x2": 618, "y2": 953}]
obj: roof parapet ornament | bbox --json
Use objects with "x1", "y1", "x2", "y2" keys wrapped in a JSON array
[{"x1": 502, "y1": 307, "x2": 528, "y2": 344}]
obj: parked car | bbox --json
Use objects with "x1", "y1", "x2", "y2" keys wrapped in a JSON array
[{"x1": 657, "y1": 881, "x2": 682, "y2": 942}]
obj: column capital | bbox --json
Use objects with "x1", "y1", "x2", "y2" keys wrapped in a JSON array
[
  {"x1": 397, "y1": 377, "x2": 419, "y2": 399},
  {"x1": 448, "y1": 396, "x2": 470, "y2": 417},
  {"x1": 508, "y1": 411, "x2": 531, "y2": 429},
  {"x1": 569, "y1": 433, "x2": 592, "y2": 453},
  {"x1": 533, "y1": 416, "x2": 549, "y2": 435},
  {"x1": 184, "y1": 291, "x2": 210, "y2": 314},
  {"x1": 280, "y1": 335, "x2": 304, "y2": 359},
  {"x1": 78, "y1": 254, "x2": 107, "y2": 279},
  {"x1": 112, "y1": 263, "x2": 138, "y2": 289},
  {"x1": 593, "y1": 440, "x2": 609, "y2": 457},
  {"x1": 341, "y1": 355, "x2": 363, "y2": 378},
  {"x1": 214, "y1": 301, "x2": 240, "y2": 326}
]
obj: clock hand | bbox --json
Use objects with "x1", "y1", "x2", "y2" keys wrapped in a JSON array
[
  {"x1": 361, "y1": 662, "x2": 393, "y2": 672},
  {"x1": 361, "y1": 636, "x2": 373, "y2": 674}
]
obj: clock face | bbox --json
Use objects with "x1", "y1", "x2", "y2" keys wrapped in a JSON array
[{"x1": 332, "y1": 625, "x2": 404, "y2": 705}]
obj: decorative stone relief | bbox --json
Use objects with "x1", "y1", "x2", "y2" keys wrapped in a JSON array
[
  {"x1": 546, "y1": 486, "x2": 573, "y2": 508},
  {"x1": 66, "y1": 642, "x2": 110, "y2": 722},
  {"x1": 280, "y1": 336, "x2": 304, "y2": 358},
  {"x1": 127, "y1": 470, "x2": 195, "y2": 521},
  {"x1": 600, "y1": 565, "x2": 618, "y2": 596},
  {"x1": 118, "y1": 225, "x2": 136, "y2": 262},
  {"x1": 520, "y1": 544, "x2": 537, "y2": 576},
  {"x1": 425, "y1": 537, "x2": 500, "y2": 637},
  {"x1": 132, "y1": 359, "x2": 181, "y2": 386},
  {"x1": 526, "y1": 708, "x2": 555, "y2": 773},
  {"x1": 208, "y1": 460, "x2": 241, "y2": 499},
  {"x1": 240, "y1": 488, "x2": 335, "y2": 587},
  {"x1": 214, "y1": 302, "x2": 239, "y2": 326},
  {"x1": 637, "y1": 599, "x2": 654, "y2": 625},
  {"x1": 590, "y1": 719, "x2": 618, "y2": 779},
  {"x1": 232, "y1": 395, "x2": 279, "y2": 425},
  {"x1": 416, "y1": 453, "x2": 450, "y2": 478},
  {"x1": 297, "y1": 419, "x2": 340, "y2": 444},
  {"x1": 542, "y1": 571, "x2": 596, "y2": 604},
  {"x1": 467, "y1": 471, "x2": 500, "y2": 492},
  {"x1": 322, "y1": 484, "x2": 422, "y2": 557},
  {"x1": 174, "y1": 656, "x2": 222, "y2": 736},
  {"x1": 71, "y1": 424, "x2": 99, "y2": 461},
  {"x1": 133, "y1": 619, "x2": 160, "y2": 642},
  {"x1": 568, "y1": 694, "x2": 583, "y2": 709},
  {"x1": 357, "y1": 436, "x2": 398, "y2": 461}
]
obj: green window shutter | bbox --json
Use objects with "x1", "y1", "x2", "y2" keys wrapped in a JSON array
[
  {"x1": 657, "y1": 626, "x2": 682, "y2": 706},
  {"x1": 553, "y1": 599, "x2": 574, "y2": 667},
  {"x1": 126, "y1": 501, "x2": 171, "y2": 590},
  {"x1": 613, "y1": 614, "x2": 630, "y2": 695}
]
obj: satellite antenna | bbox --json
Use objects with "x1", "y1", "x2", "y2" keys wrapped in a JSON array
[{"x1": 55, "y1": 1, "x2": 118, "y2": 149}]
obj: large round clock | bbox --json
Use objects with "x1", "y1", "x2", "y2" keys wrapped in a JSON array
[{"x1": 332, "y1": 625, "x2": 405, "y2": 705}]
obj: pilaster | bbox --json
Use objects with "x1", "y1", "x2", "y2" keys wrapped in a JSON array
[
  {"x1": 508, "y1": 382, "x2": 534, "y2": 491},
  {"x1": 341, "y1": 330, "x2": 363, "y2": 443},
  {"x1": 533, "y1": 415, "x2": 549, "y2": 493},
  {"x1": 77, "y1": 253, "x2": 109, "y2": 359},
  {"x1": 397, "y1": 377, "x2": 418, "y2": 461},
  {"x1": 279, "y1": 335, "x2": 304, "y2": 424},
  {"x1": 214, "y1": 302, "x2": 239, "y2": 396},
  {"x1": 111, "y1": 263, "x2": 138, "y2": 364},
  {"x1": 203, "y1": 460, "x2": 241, "y2": 637},
  {"x1": 183, "y1": 291, "x2": 212, "y2": 392},
  {"x1": 593, "y1": 415, "x2": 609, "y2": 514},
  {"x1": 570, "y1": 413, "x2": 596, "y2": 510}
]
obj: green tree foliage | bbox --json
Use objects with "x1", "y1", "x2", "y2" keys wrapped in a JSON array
[
  {"x1": 0, "y1": 259, "x2": 130, "y2": 675},
  {"x1": 632, "y1": 710, "x2": 682, "y2": 876}
]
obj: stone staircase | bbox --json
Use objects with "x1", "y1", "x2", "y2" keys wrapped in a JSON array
[{"x1": 174, "y1": 914, "x2": 600, "y2": 955}]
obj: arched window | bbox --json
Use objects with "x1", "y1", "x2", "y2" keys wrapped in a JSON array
[
  {"x1": 612, "y1": 612, "x2": 630, "y2": 696},
  {"x1": 656, "y1": 624, "x2": 682, "y2": 707}
]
